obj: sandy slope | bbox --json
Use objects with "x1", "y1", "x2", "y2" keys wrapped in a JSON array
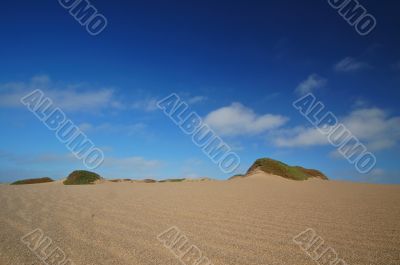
[{"x1": 0, "y1": 173, "x2": 399, "y2": 265}]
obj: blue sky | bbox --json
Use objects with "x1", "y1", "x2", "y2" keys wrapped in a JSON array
[{"x1": 0, "y1": 0, "x2": 399, "y2": 183}]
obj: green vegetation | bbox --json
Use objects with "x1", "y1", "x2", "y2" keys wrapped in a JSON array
[
  {"x1": 158, "y1": 178, "x2": 186, "y2": 183},
  {"x1": 142, "y1": 179, "x2": 157, "y2": 183},
  {"x1": 11, "y1": 177, "x2": 54, "y2": 185},
  {"x1": 110, "y1": 179, "x2": 132, "y2": 182},
  {"x1": 247, "y1": 158, "x2": 328, "y2": 181},
  {"x1": 63, "y1": 170, "x2": 102, "y2": 185},
  {"x1": 293, "y1": 166, "x2": 329, "y2": 180}
]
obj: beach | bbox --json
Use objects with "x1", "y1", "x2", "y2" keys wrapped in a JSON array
[{"x1": 0, "y1": 173, "x2": 399, "y2": 265}]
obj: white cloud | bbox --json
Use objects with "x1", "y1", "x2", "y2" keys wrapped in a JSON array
[
  {"x1": 100, "y1": 155, "x2": 164, "y2": 179},
  {"x1": 352, "y1": 98, "x2": 369, "y2": 108},
  {"x1": 348, "y1": 168, "x2": 400, "y2": 184},
  {"x1": 78, "y1": 122, "x2": 94, "y2": 132},
  {"x1": 272, "y1": 107, "x2": 400, "y2": 151},
  {"x1": 0, "y1": 75, "x2": 122, "y2": 112},
  {"x1": 187, "y1": 96, "x2": 207, "y2": 104},
  {"x1": 79, "y1": 122, "x2": 146, "y2": 136},
  {"x1": 204, "y1": 102, "x2": 288, "y2": 136},
  {"x1": 295, "y1": 74, "x2": 327, "y2": 95},
  {"x1": 0, "y1": 149, "x2": 164, "y2": 180},
  {"x1": 103, "y1": 156, "x2": 162, "y2": 170},
  {"x1": 130, "y1": 95, "x2": 206, "y2": 112},
  {"x1": 273, "y1": 126, "x2": 329, "y2": 147},
  {"x1": 131, "y1": 98, "x2": 159, "y2": 112},
  {"x1": 341, "y1": 108, "x2": 400, "y2": 151},
  {"x1": 0, "y1": 150, "x2": 77, "y2": 165},
  {"x1": 334, "y1": 57, "x2": 371, "y2": 72},
  {"x1": 54, "y1": 90, "x2": 118, "y2": 112}
]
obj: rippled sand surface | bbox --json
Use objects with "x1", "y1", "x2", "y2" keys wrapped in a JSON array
[{"x1": 1, "y1": 173, "x2": 399, "y2": 265}]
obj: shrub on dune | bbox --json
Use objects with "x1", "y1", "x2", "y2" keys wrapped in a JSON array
[
  {"x1": 142, "y1": 179, "x2": 156, "y2": 183},
  {"x1": 158, "y1": 178, "x2": 186, "y2": 183},
  {"x1": 63, "y1": 170, "x2": 102, "y2": 185},
  {"x1": 11, "y1": 177, "x2": 54, "y2": 185},
  {"x1": 247, "y1": 158, "x2": 328, "y2": 181}
]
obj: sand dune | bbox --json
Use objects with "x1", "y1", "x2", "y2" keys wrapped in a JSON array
[{"x1": 1, "y1": 173, "x2": 399, "y2": 265}]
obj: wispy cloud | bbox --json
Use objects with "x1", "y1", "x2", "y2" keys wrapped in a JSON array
[
  {"x1": 204, "y1": 102, "x2": 288, "y2": 137},
  {"x1": 341, "y1": 107, "x2": 400, "y2": 150},
  {"x1": 335, "y1": 168, "x2": 400, "y2": 184},
  {"x1": 130, "y1": 98, "x2": 159, "y2": 112},
  {"x1": 334, "y1": 57, "x2": 371, "y2": 72},
  {"x1": 0, "y1": 149, "x2": 164, "y2": 180},
  {"x1": 129, "y1": 94, "x2": 206, "y2": 112},
  {"x1": 360, "y1": 168, "x2": 400, "y2": 184},
  {"x1": 187, "y1": 96, "x2": 207, "y2": 104},
  {"x1": 79, "y1": 122, "x2": 146, "y2": 136},
  {"x1": 272, "y1": 106, "x2": 400, "y2": 151},
  {"x1": 102, "y1": 156, "x2": 162, "y2": 171},
  {"x1": 272, "y1": 126, "x2": 329, "y2": 147},
  {"x1": 100, "y1": 155, "x2": 164, "y2": 179},
  {"x1": 0, "y1": 75, "x2": 123, "y2": 112},
  {"x1": 0, "y1": 150, "x2": 77, "y2": 165},
  {"x1": 352, "y1": 98, "x2": 369, "y2": 108},
  {"x1": 295, "y1": 74, "x2": 327, "y2": 95}
]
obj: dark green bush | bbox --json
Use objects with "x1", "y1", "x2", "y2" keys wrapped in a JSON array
[
  {"x1": 11, "y1": 177, "x2": 54, "y2": 185},
  {"x1": 247, "y1": 158, "x2": 328, "y2": 181},
  {"x1": 63, "y1": 170, "x2": 101, "y2": 185}
]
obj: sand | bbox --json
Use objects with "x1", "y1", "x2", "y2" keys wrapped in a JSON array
[{"x1": 0, "y1": 172, "x2": 399, "y2": 265}]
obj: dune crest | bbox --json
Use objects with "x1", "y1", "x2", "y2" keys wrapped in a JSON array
[{"x1": 245, "y1": 158, "x2": 329, "y2": 180}]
